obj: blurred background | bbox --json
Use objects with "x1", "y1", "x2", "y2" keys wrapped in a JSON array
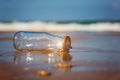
[{"x1": 0, "y1": 0, "x2": 120, "y2": 32}]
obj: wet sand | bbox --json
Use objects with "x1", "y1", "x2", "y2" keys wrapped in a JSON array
[{"x1": 0, "y1": 31, "x2": 120, "y2": 80}]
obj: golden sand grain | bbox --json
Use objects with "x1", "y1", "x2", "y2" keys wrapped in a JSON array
[
  {"x1": 55, "y1": 63, "x2": 72, "y2": 68},
  {"x1": 37, "y1": 70, "x2": 51, "y2": 76},
  {"x1": 24, "y1": 67, "x2": 30, "y2": 71}
]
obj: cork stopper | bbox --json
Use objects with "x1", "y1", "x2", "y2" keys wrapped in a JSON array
[{"x1": 62, "y1": 36, "x2": 72, "y2": 52}]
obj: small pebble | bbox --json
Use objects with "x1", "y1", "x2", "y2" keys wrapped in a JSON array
[
  {"x1": 55, "y1": 63, "x2": 72, "y2": 68},
  {"x1": 37, "y1": 70, "x2": 51, "y2": 76},
  {"x1": 24, "y1": 67, "x2": 30, "y2": 71}
]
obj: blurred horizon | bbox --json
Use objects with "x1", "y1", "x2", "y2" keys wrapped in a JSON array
[
  {"x1": 0, "y1": 0, "x2": 120, "y2": 32},
  {"x1": 0, "y1": 0, "x2": 120, "y2": 22}
]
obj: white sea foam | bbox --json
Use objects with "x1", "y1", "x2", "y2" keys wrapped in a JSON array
[{"x1": 0, "y1": 21, "x2": 120, "y2": 32}]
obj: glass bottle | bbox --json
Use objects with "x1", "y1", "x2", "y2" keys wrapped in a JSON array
[{"x1": 13, "y1": 31, "x2": 72, "y2": 52}]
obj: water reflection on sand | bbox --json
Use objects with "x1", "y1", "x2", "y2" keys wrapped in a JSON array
[
  {"x1": 14, "y1": 50, "x2": 72, "y2": 70},
  {"x1": 14, "y1": 51, "x2": 59, "y2": 67},
  {"x1": 1, "y1": 32, "x2": 120, "y2": 80}
]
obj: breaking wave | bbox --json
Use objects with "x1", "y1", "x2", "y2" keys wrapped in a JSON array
[{"x1": 0, "y1": 21, "x2": 120, "y2": 32}]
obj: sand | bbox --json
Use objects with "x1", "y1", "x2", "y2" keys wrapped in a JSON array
[{"x1": 0, "y1": 31, "x2": 120, "y2": 80}]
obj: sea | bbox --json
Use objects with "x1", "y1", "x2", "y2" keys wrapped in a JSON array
[{"x1": 0, "y1": 20, "x2": 120, "y2": 32}]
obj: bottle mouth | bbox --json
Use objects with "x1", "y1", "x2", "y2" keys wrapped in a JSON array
[{"x1": 62, "y1": 36, "x2": 72, "y2": 52}]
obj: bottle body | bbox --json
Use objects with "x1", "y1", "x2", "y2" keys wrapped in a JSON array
[
  {"x1": 13, "y1": 31, "x2": 63, "y2": 51},
  {"x1": 13, "y1": 31, "x2": 72, "y2": 52}
]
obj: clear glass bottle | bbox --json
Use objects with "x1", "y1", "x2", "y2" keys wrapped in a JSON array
[{"x1": 13, "y1": 31, "x2": 72, "y2": 52}]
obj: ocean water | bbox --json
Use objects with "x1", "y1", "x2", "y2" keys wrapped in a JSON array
[{"x1": 0, "y1": 21, "x2": 120, "y2": 32}]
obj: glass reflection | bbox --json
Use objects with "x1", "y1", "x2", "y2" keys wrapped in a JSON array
[
  {"x1": 14, "y1": 50, "x2": 72, "y2": 65},
  {"x1": 14, "y1": 51, "x2": 56, "y2": 65},
  {"x1": 59, "y1": 51, "x2": 72, "y2": 62}
]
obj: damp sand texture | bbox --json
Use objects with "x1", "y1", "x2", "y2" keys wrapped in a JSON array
[{"x1": 0, "y1": 32, "x2": 120, "y2": 80}]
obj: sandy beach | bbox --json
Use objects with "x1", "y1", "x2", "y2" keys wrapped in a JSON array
[
  {"x1": 1, "y1": 0, "x2": 120, "y2": 79},
  {"x1": 0, "y1": 31, "x2": 120, "y2": 80}
]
